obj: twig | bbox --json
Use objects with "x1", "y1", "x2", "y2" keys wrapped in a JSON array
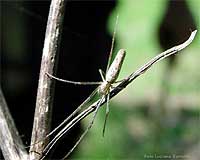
[
  {"x1": 0, "y1": 88, "x2": 28, "y2": 160},
  {"x1": 29, "y1": 0, "x2": 66, "y2": 159},
  {"x1": 42, "y1": 30, "x2": 197, "y2": 157},
  {"x1": 83, "y1": 30, "x2": 197, "y2": 122}
]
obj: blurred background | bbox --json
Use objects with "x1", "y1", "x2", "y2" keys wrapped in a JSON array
[{"x1": 1, "y1": 0, "x2": 199, "y2": 159}]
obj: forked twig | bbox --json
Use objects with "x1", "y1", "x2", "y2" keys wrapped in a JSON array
[{"x1": 42, "y1": 30, "x2": 197, "y2": 159}]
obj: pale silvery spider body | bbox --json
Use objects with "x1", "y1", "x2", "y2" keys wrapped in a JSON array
[{"x1": 98, "y1": 49, "x2": 126, "y2": 95}]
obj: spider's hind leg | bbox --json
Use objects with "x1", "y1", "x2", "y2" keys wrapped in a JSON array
[{"x1": 102, "y1": 93, "x2": 110, "y2": 137}]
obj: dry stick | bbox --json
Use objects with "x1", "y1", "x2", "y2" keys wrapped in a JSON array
[
  {"x1": 29, "y1": 0, "x2": 66, "y2": 160},
  {"x1": 0, "y1": 88, "x2": 28, "y2": 160},
  {"x1": 44, "y1": 30, "x2": 197, "y2": 159}
]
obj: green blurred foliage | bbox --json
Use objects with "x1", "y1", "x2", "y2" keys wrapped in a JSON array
[{"x1": 74, "y1": 0, "x2": 200, "y2": 159}]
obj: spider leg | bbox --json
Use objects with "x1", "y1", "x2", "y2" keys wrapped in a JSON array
[
  {"x1": 106, "y1": 15, "x2": 119, "y2": 73},
  {"x1": 46, "y1": 72, "x2": 102, "y2": 85},
  {"x1": 99, "y1": 69, "x2": 105, "y2": 81},
  {"x1": 102, "y1": 93, "x2": 110, "y2": 137}
]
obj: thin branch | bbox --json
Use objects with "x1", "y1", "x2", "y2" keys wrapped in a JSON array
[
  {"x1": 0, "y1": 88, "x2": 28, "y2": 160},
  {"x1": 84, "y1": 30, "x2": 197, "y2": 121},
  {"x1": 42, "y1": 30, "x2": 197, "y2": 157},
  {"x1": 29, "y1": 0, "x2": 66, "y2": 159}
]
